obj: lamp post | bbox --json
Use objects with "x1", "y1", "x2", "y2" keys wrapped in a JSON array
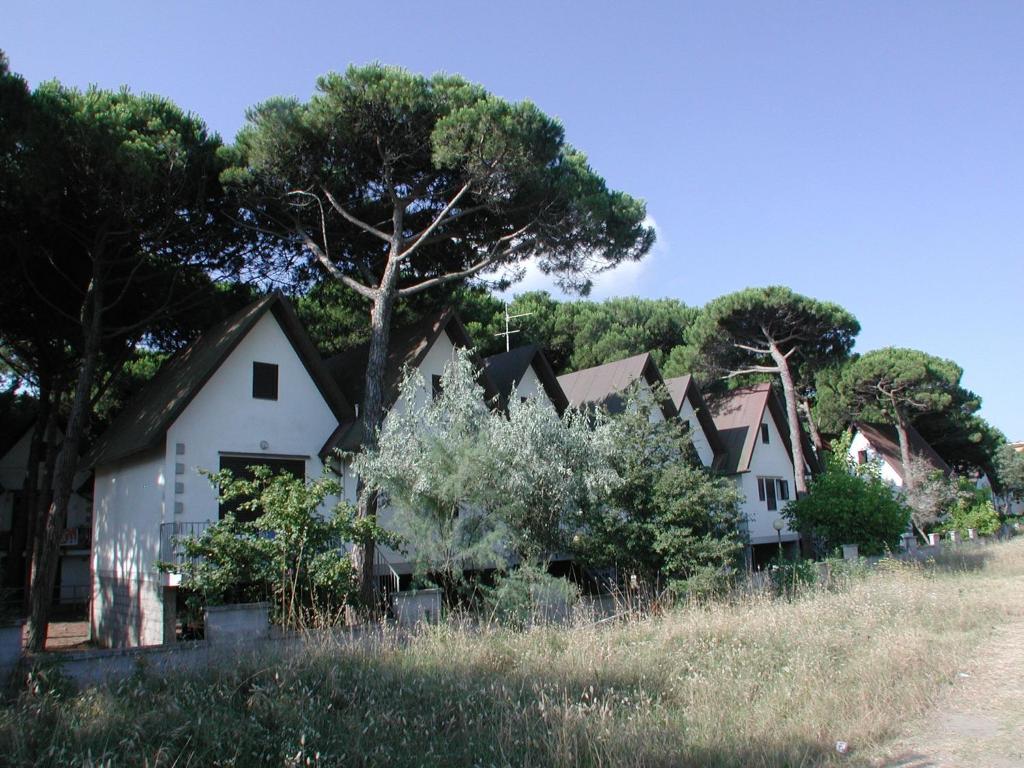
[{"x1": 773, "y1": 518, "x2": 784, "y2": 560}]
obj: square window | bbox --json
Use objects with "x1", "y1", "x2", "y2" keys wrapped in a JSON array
[
  {"x1": 432, "y1": 374, "x2": 443, "y2": 401},
  {"x1": 253, "y1": 362, "x2": 279, "y2": 400},
  {"x1": 761, "y1": 423, "x2": 770, "y2": 444},
  {"x1": 857, "y1": 450, "x2": 869, "y2": 465}
]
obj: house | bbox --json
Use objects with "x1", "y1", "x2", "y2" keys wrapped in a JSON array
[
  {"x1": 848, "y1": 422, "x2": 950, "y2": 488},
  {"x1": 709, "y1": 383, "x2": 804, "y2": 566},
  {"x1": 0, "y1": 416, "x2": 92, "y2": 606},
  {"x1": 663, "y1": 375, "x2": 728, "y2": 471},
  {"x1": 319, "y1": 308, "x2": 501, "y2": 586},
  {"x1": 84, "y1": 293, "x2": 355, "y2": 647},
  {"x1": 556, "y1": 352, "x2": 677, "y2": 422},
  {"x1": 483, "y1": 344, "x2": 569, "y2": 413}
]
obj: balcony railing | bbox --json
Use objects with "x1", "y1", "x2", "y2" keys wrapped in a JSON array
[{"x1": 159, "y1": 521, "x2": 213, "y2": 567}]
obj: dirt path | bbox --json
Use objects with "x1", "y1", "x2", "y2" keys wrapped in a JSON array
[{"x1": 870, "y1": 620, "x2": 1024, "y2": 768}]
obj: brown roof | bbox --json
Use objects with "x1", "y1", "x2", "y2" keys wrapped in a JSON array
[
  {"x1": 85, "y1": 293, "x2": 354, "y2": 468},
  {"x1": 556, "y1": 352, "x2": 677, "y2": 419},
  {"x1": 854, "y1": 422, "x2": 951, "y2": 480},
  {"x1": 710, "y1": 383, "x2": 803, "y2": 475},
  {"x1": 483, "y1": 344, "x2": 569, "y2": 413},
  {"x1": 663, "y1": 375, "x2": 727, "y2": 470},
  {"x1": 319, "y1": 308, "x2": 500, "y2": 457}
]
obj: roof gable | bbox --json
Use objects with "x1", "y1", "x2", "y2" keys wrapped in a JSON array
[
  {"x1": 664, "y1": 374, "x2": 727, "y2": 469},
  {"x1": 85, "y1": 293, "x2": 353, "y2": 468},
  {"x1": 854, "y1": 421, "x2": 951, "y2": 480},
  {"x1": 710, "y1": 384, "x2": 785, "y2": 474},
  {"x1": 320, "y1": 308, "x2": 500, "y2": 457},
  {"x1": 556, "y1": 352, "x2": 677, "y2": 419},
  {"x1": 483, "y1": 344, "x2": 569, "y2": 413}
]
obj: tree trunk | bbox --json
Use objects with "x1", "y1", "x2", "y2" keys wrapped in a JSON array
[
  {"x1": 893, "y1": 405, "x2": 915, "y2": 490},
  {"x1": 26, "y1": 281, "x2": 102, "y2": 651},
  {"x1": 769, "y1": 345, "x2": 809, "y2": 496},
  {"x1": 6, "y1": 383, "x2": 50, "y2": 597},
  {"x1": 800, "y1": 396, "x2": 825, "y2": 455},
  {"x1": 352, "y1": 278, "x2": 399, "y2": 607}
]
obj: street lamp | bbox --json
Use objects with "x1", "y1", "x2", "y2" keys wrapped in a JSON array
[{"x1": 772, "y1": 518, "x2": 784, "y2": 559}]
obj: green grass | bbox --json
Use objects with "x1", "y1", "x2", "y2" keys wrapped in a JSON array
[{"x1": 3, "y1": 541, "x2": 1023, "y2": 767}]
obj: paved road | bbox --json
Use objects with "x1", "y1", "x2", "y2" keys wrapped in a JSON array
[{"x1": 872, "y1": 620, "x2": 1024, "y2": 768}]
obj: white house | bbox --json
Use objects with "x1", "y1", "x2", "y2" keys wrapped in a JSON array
[
  {"x1": 84, "y1": 294, "x2": 355, "y2": 647},
  {"x1": 556, "y1": 352, "x2": 676, "y2": 423},
  {"x1": 0, "y1": 422, "x2": 92, "y2": 605},
  {"x1": 709, "y1": 383, "x2": 804, "y2": 567},
  {"x1": 664, "y1": 374, "x2": 727, "y2": 471},
  {"x1": 847, "y1": 422, "x2": 950, "y2": 489}
]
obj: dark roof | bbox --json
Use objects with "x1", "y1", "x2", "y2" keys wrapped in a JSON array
[
  {"x1": 708, "y1": 383, "x2": 791, "y2": 475},
  {"x1": 0, "y1": 406, "x2": 37, "y2": 462},
  {"x1": 319, "y1": 308, "x2": 500, "y2": 457},
  {"x1": 854, "y1": 422, "x2": 951, "y2": 480},
  {"x1": 85, "y1": 293, "x2": 354, "y2": 468},
  {"x1": 483, "y1": 344, "x2": 569, "y2": 413},
  {"x1": 556, "y1": 352, "x2": 677, "y2": 419},
  {"x1": 663, "y1": 375, "x2": 727, "y2": 470}
]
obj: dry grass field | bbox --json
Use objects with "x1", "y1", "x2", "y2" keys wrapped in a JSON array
[{"x1": 3, "y1": 540, "x2": 1023, "y2": 767}]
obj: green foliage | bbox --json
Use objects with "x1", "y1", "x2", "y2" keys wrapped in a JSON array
[
  {"x1": 482, "y1": 564, "x2": 580, "y2": 628},
  {"x1": 227, "y1": 64, "x2": 654, "y2": 298},
  {"x1": 785, "y1": 433, "x2": 911, "y2": 555},
  {"x1": 575, "y1": 395, "x2": 745, "y2": 589},
  {"x1": 940, "y1": 481, "x2": 1001, "y2": 536},
  {"x1": 355, "y1": 348, "x2": 616, "y2": 596},
  {"x1": 995, "y1": 443, "x2": 1024, "y2": 504},
  {"x1": 686, "y1": 286, "x2": 859, "y2": 390},
  {"x1": 162, "y1": 467, "x2": 392, "y2": 625},
  {"x1": 767, "y1": 555, "x2": 818, "y2": 598}
]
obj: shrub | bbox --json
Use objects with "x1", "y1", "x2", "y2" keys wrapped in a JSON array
[
  {"x1": 941, "y1": 488, "x2": 1001, "y2": 537},
  {"x1": 785, "y1": 434, "x2": 910, "y2": 556}
]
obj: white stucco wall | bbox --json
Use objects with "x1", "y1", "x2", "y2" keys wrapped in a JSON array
[
  {"x1": 514, "y1": 365, "x2": 545, "y2": 401},
  {"x1": 738, "y1": 413, "x2": 799, "y2": 545},
  {"x1": 676, "y1": 396, "x2": 714, "y2": 468},
  {"x1": 166, "y1": 311, "x2": 341, "y2": 524},
  {"x1": 848, "y1": 431, "x2": 905, "y2": 487}
]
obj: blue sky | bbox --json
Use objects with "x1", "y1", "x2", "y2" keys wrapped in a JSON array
[{"x1": 7, "y1": 2, "x2": 1023, "y2": 437}]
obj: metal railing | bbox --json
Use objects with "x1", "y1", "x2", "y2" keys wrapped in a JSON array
[
  {"x1": 159, "y1": 521, "x2": 213, "y2": 566},
  {"x1": 373, "y1": 546, "x2": 401, "y2": 606}
]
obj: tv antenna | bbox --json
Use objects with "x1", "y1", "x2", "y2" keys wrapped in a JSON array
[{"x1": 494, "y1": 303, "x2": 534, "y2": 352}]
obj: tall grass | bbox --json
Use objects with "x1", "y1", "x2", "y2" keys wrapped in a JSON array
[{"x1": 3, "y1": 541, "x2": 1023, "y2": 767}]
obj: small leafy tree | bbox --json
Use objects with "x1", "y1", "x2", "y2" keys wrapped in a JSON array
[
  {"x1": 575, "y1": 395, "x2": 745, "y2": 595},
  {"x1": 784, "y1": 434, "x2": 910, "y2": 556},
  {"x1": 995, "y1": 444, "x2": 1024, "y2": 513},
  {"x1": 941, "y1": 481, "x2": 1001, "y2": 537},
  {"x1": 902, "y1": 457, "x2": 962, "y2": 541},
  {"x1": 353, "y1": 353, "x2": 508, "y2": 601},
  {"x1": 162, "y1": 467, "x2": 389, "y2": 628}
]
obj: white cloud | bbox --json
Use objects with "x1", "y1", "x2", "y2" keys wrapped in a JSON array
[{"x1": 490, "y1": 215, "x2": 663, "y2": 301}]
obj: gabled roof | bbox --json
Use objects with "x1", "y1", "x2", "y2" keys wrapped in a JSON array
[
  {"x1": 483, "y1": 344, "x2": 569, "y2": 413},
  {"x1": 664, "y1": 374, "x2": 727, "y2": 470},
  {"x1": 556, "y1": 352, "x2": 677, "y2": 419},
  {"x1": 854, "y1": 421, "x2": 951, "y2": 480},
  {"x1": 709, "y1": 383, "x2": 790, "y2": 475},
  {"x1": 320, "y1": 308, "x2": 500, "y2": 457},
  {"x1": 85, "y1": 293, "x2": 354, "y2": 469}
]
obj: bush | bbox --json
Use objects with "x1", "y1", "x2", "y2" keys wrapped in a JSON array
[
  {"x1": 483, "y1": 565, "x2": 579, "y2": 628},
  {"x1": 785, "y1": 435, "x2": 910, "y2": 556},
  {"x1": 942, "y1": 494, "x2": 1001, "y2": 537}
]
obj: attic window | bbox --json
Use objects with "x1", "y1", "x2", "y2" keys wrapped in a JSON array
[
  {"x1": 252, "y1": 362, "x2": 279, "y2": 400},
  {"x1": 760, "y1": 423, "x2": 770, "y2": 444},
  {"x1": 857, "y1": 450, "x2": 869, "y2": 465},
  {"x1": 432, "y1": 374, "x2": 443, "y2": 401}
]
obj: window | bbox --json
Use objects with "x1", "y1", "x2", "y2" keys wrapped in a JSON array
[
  {"x1": 218, "y1": 455, "x2": 304, "y2": 522},
  {"x1": 431, "y1": 374, "x2": 443, "y2": 401},
  {"x1": 757, "y1": 477, "x2": 765, "y2": 501},
  {"x1": 252, "y1": 362, "x2": 279, "y2": 400},
  {"x1": 764, "y1": 477, "x2": 777, "y2": 511},
  {"x1": 777, "y1": 479, "x2": 789, "y2": 501},
  {"x1": 760, "y1": 423, "x2": 770, "y2": 444},
  {"x1": 857, "y1": 450, "x2": 869, "y2": 466}
]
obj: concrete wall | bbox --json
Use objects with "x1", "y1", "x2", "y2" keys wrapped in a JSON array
[{"x1": 738, "y1": 412, "x2": 799, "y2": 545}]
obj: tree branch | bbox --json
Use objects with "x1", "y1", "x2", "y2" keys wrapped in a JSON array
[
  {"x1": 295, "y1": 225, "x2": 377, "y2": 300},
  {"x1": 396, "y1": 182, "x2": 472, "y2": 263},
  {"x1": 317, "y1": 188, "x2": 392, "y2": 244}
]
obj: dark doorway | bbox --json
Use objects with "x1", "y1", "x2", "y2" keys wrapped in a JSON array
[{"x1": 217, "y1": 455, "x2": 305, "y2": 522}]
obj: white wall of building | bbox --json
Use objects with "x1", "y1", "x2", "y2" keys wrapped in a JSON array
[
  {"x1": 676, "y1": 395, "x2": 714, "y2": 468},
  {"x1": 738, "y1": 412, "x2": 798, "y2": 545},
  {"x1": 848, "y1": 431, "x2": 905, "y2": 487}
]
